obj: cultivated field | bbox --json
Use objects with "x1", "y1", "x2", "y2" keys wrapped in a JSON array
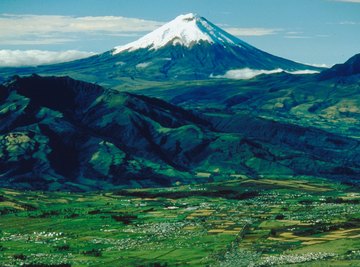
[{"x1": 0, "y1": 176, "x2": 359, "y2": 266}]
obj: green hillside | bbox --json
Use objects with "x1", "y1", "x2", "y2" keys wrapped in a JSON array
[{"x1": 1, "y1": 74, "x2": 360, "y2": 191}]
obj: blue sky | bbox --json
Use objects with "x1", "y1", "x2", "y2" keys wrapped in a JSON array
[{"x1": 0, "y1": 0, "x2": 359, "y2": 67}]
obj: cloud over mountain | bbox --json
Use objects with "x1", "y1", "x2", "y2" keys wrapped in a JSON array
[{"x1": 211, "y1": 68, "x2": 319, "y2": 80}]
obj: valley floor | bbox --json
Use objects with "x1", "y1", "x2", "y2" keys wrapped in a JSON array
[{"x1": 0, "y1": 176, "x2": 360, "y2": 266}]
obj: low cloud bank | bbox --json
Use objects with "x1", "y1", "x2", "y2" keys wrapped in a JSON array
[
  {"x1": 0, "y1": 50, "x2": 96, "y2": 67},
  {"x1": 211, "y1": 68, "x2": 319, "y2": 80}
]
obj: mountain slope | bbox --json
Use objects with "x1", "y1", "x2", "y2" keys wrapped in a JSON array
[
  {"x1": 112, "y1": 13, "x2": 245, "y2": 53},
  {"x1": 0, "y1": 75, "x2": 360, "y2": 191},
  {"x1": 0, "y1": 13, "x2": 321, "y2": 84},
  {"x1": 110, "y1": 13, "x2": 319, "y2": 77},
  {"x1": 137, "y1": 53, "x2": 360, "y2": 140},
  {"x1": 319, "y1": 53, "x2": 360, "y2": 79}
]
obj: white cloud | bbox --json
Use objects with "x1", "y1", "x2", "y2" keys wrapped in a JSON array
[
  {"x1": 0, "y1": 13, "x2": 282, "y2": 46},
  {"x1": 308, "y1": 63, "x2": 331, "y2": 68},
  {"x1": 0, "y1": 14, "x2": 163, "y2": 45},
  {"x1": 289, "y1": 70, "x2": 320, "y2": 74},
  {"x1": 0, "y1": 38, "x2": 75, "y2": 46},
  {"x1": 212, "y1": 68, "x2": 283, "y2": 79},
  {"x1": 339, "y1": 21, "x2": 359, "y2": 25},
  {"x1": 284, "y1": 35, "x2": 311, "y2": 39},
  {"x1": 333, "y1": 0, "x2": 360, "y2": 3},
  {"x1": 286, "y1": 31, "x2": 304, "y2": 35},
  {"x1": 225, "y1": 27, "x2": 281, "y2": 36},
  {"x1": 211, "y1": 68, "x2": 319, "y2": 80},
  {"x1": 136, "y1": 62, "x2": 151, "y2": 69},
  {"x1": 0, "y1": 50, "x2": 96, "y2": 67}
]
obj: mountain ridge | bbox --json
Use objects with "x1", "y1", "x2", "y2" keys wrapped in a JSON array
[
  {"x1": 319, "y1": 53, "x2": 360, "y2": 79},
  {"x1": 1, "y1": 74, "x2": 360, "y2": 191}
]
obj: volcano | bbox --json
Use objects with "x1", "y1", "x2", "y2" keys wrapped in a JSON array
[{"x1": 0, "y1": 13, "x2": 321, "y2": 83}]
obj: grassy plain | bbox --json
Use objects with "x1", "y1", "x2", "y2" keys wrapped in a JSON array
[{"x1": 0, "y1": 176, "x2": 359, "y2": 266}]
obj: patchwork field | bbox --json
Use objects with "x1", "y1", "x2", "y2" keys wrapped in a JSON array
[{"x1": 0, "y1": 176, "x2": 360, "y2": 266}]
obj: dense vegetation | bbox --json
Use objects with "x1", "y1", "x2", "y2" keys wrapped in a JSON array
[{"x1": 1, "y1": 73, "x2": 360, "y2": 191}]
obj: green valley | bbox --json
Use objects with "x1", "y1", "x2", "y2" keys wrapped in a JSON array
[{"x1": 1, "y1": 176, "x2": 359, "y2": 266}]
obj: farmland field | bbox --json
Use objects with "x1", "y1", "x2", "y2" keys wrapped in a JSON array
[{"x1": 1, "y1": 176, "x2": 360, "y2": 266}]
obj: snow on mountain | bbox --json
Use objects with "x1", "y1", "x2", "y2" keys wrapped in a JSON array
[
  {"x1": 0, "y1": 13, "x2": 322, "y2": 83},
  {"x1": 113, "y1": 13, "x2": 244, "y2": 54}
]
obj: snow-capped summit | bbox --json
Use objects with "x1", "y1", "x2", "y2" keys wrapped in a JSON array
[
  {"x1": 1, "y1": 13, "x2": 321, "y2": 82},
  {"x1": 113, "y1": 13, "x2": 244, "y2": 54},
  {"x1": 107, "y1": 13, "x2": 321, "y2": 79}
]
